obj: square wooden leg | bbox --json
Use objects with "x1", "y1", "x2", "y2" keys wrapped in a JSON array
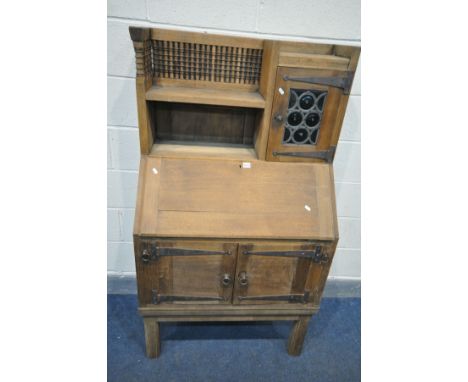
[
  {"x1": 287, "y1": 316, "x2": 311, "y2": 356},
  {"x1": 143, "y1": 318, "x2": 160, "y2": 358}
]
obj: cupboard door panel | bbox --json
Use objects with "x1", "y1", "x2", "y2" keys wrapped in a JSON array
[
  {"x1": 267, "y1": 67, "x2": 350, "y2": 162},
  {"x1": 135, "y1": 239, "x2": 238, "y2": 305},
  {"x1": 233, "y1": 243, "x2": 331, "y2": 305}
]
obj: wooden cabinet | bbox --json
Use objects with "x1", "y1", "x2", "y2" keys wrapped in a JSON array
[
  {"x1": 135, "y1": 240, "x2": 237, "y2": 305},
  {"x1": 233, "y1": 242, "x2": 330, "y2": 305},
  {"x1": 129, "y1": 27, "x2": 359, "y2": 358},
  {"x1": 134, "y1": 239, "x2": 333, "y2": 307},
  {"x1": 267, "y1": 67, "x2": 352, "y2": 162}
]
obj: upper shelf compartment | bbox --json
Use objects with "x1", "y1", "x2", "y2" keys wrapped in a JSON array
[
  {"x1": 144, "y1": 29, "x2": 266, "y2": 108},
  {"x1": 145, "y1": 86, "x2": 266, "y2": 108}
]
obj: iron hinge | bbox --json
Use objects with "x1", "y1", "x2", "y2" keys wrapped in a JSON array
[
  {"x1": 151, "y1": 289, "x2": 225, "y2": 304},
  {"x1": 311, "y1": 246, "x2": 329, "y2": 264},
  {"x1": 272, "y1": 146, "x2": 336, "y2": 163},
  {"x1": 238, "y1": 291, "x2": 310, "y2": 304},
  {"x1": 283, "y1": 71, "x2": 354, "y2": 95},
  {"x1": 142, "y1": 245, "x2": 231, "y2": 264},
  {"x1": 242, "y1": 246, "x2": 329, "y2": 263}
]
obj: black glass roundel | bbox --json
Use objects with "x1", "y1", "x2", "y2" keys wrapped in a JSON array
[
  {"x1": 282, "y1": 89, "x2": 328, "y2": 145},
  {"x1": 287, "y1": 111, "x2": 302, "y2": 126},
  {"x1": 305, "y1": 112, "x2": 320, "y2": 127},
  {"x1": 293, "y1": 128, "x2": 309, "y2": 143},
  {"x1": 299, "y1": 94, "x2": 314, "y2": 110}
]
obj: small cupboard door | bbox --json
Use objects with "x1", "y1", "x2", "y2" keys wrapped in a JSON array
[
  {"x1": 266, "y1": 67, "x2": 352, "y2": 162},
  {"x1": 135, "y1": 239, "x2": 238, "y2": 305},
  {"x1": 233, "y1": 243, "x2": 332, "y2": 305}
]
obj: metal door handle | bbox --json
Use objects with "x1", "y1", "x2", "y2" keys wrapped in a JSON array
[
  {"x1": 274, "y1": 114, "x2": 283, "y2": 122},
  {"x1": 238, "y1": 272, "x2": 248, "y2": 287},
  {"x1": 141, "y1": 249, "x2": 150, "y2": 264},
  {"x1": 222, "y1": 274, "x2": 232, "y2": 287}
]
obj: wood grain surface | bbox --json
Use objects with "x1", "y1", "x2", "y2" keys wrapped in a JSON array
[{"x1": 134, "y1": 157, "x2": 337, "y2": 240}]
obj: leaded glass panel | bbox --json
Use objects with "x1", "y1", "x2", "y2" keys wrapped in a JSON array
[{"x1": 282, "y1": 89, "x2": 327, "y2": 145}]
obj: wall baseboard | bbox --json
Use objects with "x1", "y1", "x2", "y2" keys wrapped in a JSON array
[
  {"x1": 322, "y1": 277, "x2": 361, "y2": 298},
  {"x1": 107, "y1": 273, "x2": 360, "y2": 298}
]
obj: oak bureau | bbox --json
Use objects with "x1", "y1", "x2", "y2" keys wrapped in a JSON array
[{"x1": 128, "y1": 27, "x2": 359, "y2": 357}]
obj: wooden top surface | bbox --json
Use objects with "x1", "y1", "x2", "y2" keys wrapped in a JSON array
[
  {"x1": 146, "y1": 86, "x2": 266, "y2": 109},
  {"x1": 134, "y1": 156, "x2": 338, "y2": 241}
]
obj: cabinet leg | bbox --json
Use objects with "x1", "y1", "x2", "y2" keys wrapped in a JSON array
[
  {"x1": 287, "y1": 316, "x2": 311, "y2": 356},
  {"x1": 143, "y1": 318, "x2": 160, "y2": 358}
]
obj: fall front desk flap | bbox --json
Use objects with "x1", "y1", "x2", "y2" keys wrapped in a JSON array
[{"x1": 134, "y1": 156, "x2": 337, "y2": 241}]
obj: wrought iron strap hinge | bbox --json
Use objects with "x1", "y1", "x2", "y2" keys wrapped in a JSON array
[
  {"x1": 142, "y1": 246, "x2": 231, "y2": 264},
  {"x1": 238, "y1": 291, "x2": 310, "y2": 304},
  {"x1": 273, "y1": 146, "x2": 336, "y2": 163},
  {"x1": 283, "y1": 71, "x2": 354, "y2": 95},
  {"x1": 242, "y1": 246, "x2": 329, "y2": 264},
  {"x1": 310, "y1": 246, "x2": 329, "y2": 264},
  {"x1": 151, "y1": 289, "x2": 225, "y2": 304}
]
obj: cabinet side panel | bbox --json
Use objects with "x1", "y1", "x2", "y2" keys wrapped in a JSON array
[
  {"x1": 255, "y1": 40, "x2": 279, "y2": 159},
  {"x1": 130, "y1": 27, "x2": 154, "y2": 154}
]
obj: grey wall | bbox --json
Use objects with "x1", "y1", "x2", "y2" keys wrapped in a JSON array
[{"x1": 107, "y1": 0, "x2": 361, "y2": 281}]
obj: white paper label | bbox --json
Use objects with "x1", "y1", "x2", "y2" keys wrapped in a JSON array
[{"x1": 242, "y1": 162, "x2": 251, "y2": 169}]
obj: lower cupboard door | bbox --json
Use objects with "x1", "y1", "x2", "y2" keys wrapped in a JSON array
[
  {"x1": 134, "y1": 240, "x2": 238, "y2": 305},
  {"x1": 233, "y1": 243, "x2": 332, "y2": 305}
]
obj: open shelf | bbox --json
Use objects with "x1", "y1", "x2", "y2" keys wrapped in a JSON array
[
  {"x1": 146, "y1": 86, "x2": 266, "y2": 109},
  {"x1": 150, "y1": 142, "x2": 257, "y2": 161}
]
